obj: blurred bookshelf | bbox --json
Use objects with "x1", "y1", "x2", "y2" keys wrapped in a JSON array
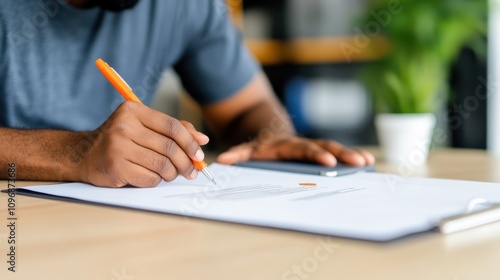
[
  {"x1": 246, "y1": 36, "x2": 389, "y2": 65},
  {"x1": 228, "y1": 0, "x2": 388, "y2": 66}
]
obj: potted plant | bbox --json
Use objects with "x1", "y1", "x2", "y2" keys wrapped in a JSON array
[{"x1": 361, "y1": 0, "x2": 487, "y2": 163}]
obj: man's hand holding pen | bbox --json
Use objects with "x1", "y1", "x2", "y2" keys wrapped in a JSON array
[{"x1": 77, "y1": 101, "x2": 209, "y2": 188}]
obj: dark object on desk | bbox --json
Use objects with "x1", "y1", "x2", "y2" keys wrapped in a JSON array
[{"x1": 235, "y1": 161, "x2": 375, "y2": 177}]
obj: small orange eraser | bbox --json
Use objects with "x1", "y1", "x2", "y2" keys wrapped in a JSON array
[{"x1": 299, "y1": 183, "x2": 317, "y2": 187}]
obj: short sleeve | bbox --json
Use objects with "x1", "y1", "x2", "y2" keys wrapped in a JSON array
[{"x1": 174, "y1": 0, "x2": 259, "y2": 105}]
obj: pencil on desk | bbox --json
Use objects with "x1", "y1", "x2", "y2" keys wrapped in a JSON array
[{"x1": 95, "y1": 58, "x2": 217, "y2": 185}]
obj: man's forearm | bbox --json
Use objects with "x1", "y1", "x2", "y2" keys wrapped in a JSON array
[
  {"x1": 220, "y1": 99, "x2": 296, "y2": 147},
  {"x1": 0, "y1": 128, "x2": 89, "y2": 181}
]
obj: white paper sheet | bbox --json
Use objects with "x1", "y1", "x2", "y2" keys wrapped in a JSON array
[{"x1": 18, "y1": 164, "x2": 500, "y2": 241}]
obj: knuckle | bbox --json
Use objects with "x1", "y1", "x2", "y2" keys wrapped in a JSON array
[
  {"x1": 142, "y1": 174, "x2": 162, "y2": 187},
  {"x1": 106, "y1": 169, "x2": 125, "y2": 188},
  {"x1": 163, "y1": 169, "x2": 178, "y2": 182},
  {"x1": 151, "y1": 175, "x2": 163, "y2": 186},
  {"x1": 167, "y1": 119, "x2": 183, "y2": 136},
  {"x1": 112, "y1": 121, "x2": 131, "y2": 137},
  {"x1": 179, "y1": 120, "x2": 189, "y2": 126},
  {"x1": 180, "y1": 120, "x2": 194, "y2": 130},
  {"x1": 299, "y1": 143, "x2": 310, "y2": 155},
  {"x1": 119, "y1": 100, "x2": 138, "y2": 112},
  {"x1": 163, "y1": 139, "x2": 179, "y2": 156},
  {"x1": 110, "y1": 180, "x2": 124, "y2": 188},
  {"x1": 310, "y1": 147, "x2": 323, "y2": 158},
  {"x1": 188, "y1": 137, "x2": 199, "y2": 151},
  {"x1": 152, "y1": 155, "x2": 168, "y2": 173}
]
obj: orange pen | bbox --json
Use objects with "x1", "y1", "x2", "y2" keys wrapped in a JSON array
[{"x1": 95, "y1": 58, "x2": 217, "y2": 185}]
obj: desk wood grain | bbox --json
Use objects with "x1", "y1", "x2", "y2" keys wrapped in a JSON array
[{"x1": 1, "y1": 149, "x2": 500, "y2": 280}]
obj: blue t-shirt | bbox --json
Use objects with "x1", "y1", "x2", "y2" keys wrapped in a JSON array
[{"x1": 0, "y1": 0, "x2": 258, "y2": 130}]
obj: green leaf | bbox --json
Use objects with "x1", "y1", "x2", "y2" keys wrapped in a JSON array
[{"x1": 360, "y1": 0, "x2": 487, "y2": 113}]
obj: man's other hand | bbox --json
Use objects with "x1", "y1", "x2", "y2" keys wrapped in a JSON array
[{"x1": 216, "y1": 136, "x2": 375, "y2": 167}]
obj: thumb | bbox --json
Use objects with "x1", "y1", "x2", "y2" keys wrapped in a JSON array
[{"x1": 216, "y1": 143, "x2": 254, "y2": 165}]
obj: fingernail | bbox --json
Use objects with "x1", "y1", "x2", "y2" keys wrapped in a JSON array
[
  {"x1": 190, "y1": 169, "x2": 198, "y2": 179},
  {"x1": 195, "y1": 149, "x2": 205, "y2": 161},
  {"x1": 325, "y1": 154, "x2": 337, "y2": 166},
  {"x1": 197, "y1": 132, "x2": 210, "y2": 142}
]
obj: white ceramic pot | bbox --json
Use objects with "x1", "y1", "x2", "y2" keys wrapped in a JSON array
[{"x1": 375, "y1": 113, "x2": 436, "y2": 164}]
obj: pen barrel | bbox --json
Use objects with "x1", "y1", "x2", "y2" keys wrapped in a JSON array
[{"x1": 95, "y1": 58, "x2": 142, "y2": 103}]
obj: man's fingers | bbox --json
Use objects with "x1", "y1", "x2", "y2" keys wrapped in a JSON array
[
  {"x1": 217, "y1": 143, "x2": 254, "y2": 164},
  {"x1": 105, "y1": 115, "x2": 195, "y2": 180},
  {"x1": 253, "y1": 138, "x2": 337, "y2": 166},
  {"x1": 120, "y1": 160, "x2": 163, "y2": 188},
  {"x1": 127, "y1": 141, "x2": 190, "y2": 182},
  {"x1": 83, "y1": 102, "x2": 209, "y2": 188},
  {"x1": 124, "y1": 101, "x2": 204, "y2": 162},
  {"x1": 356, "y1": 148, "x2": 376, "y2": 166},
  {"x1": 217, "y1": 137, "x2": 375, "y2": 168},
  {"x1": 89, "y1": 156, "x2": 162, "y2": 188},
  {"x1": 316, "y1": 140, "x2": 373, "y2": 167},
  {"x1": 219, "y1": 138, "x2": 338, "y2": 167},
  {"x1": 132, "y1": 132, "x2": 196, "y2": 180}
]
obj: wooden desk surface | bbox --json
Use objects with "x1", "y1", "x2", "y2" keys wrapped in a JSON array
[{"x1": 1, "y1": 149, "x2": 500, "y2": 280}]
